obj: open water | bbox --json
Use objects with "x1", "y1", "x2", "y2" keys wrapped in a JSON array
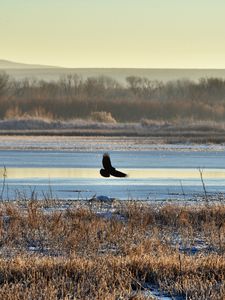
[{"x1": 0, "y1": 146, "x2": 225, "y2": 201}]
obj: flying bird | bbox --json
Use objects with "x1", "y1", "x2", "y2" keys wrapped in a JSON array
[{"x1": 100, "y1": 153, "x2": 127, "y2": 178}]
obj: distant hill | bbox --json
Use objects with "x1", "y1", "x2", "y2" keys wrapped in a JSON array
[
  {"x1": 0, "y1": 59, "x2": 58, "y2": 69},
  {"x1": 1, "y1": 59, "x2": 225, "y2": 83}
]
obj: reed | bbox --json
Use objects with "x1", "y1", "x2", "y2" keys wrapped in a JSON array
[{"x1": 0, "y1": 199, "x2": 224, "y2": 298}]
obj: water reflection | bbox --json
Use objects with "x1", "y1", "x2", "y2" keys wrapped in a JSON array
[
  {"x1": 2, "y1": 167, "x2": 225, "y2": 180},
  {"x1": 0, "y1": 146, "x2": 224, "y2": 200}
]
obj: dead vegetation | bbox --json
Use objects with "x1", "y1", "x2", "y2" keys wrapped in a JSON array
[
  {"x1": 0, "y1": 199, "x2": 224, "y2": 299},
  {"x1": 1, "y1": 119, "x2": 225, "y2": 144},
  {"x1": 2, "y1": 72, "x2": 225, "y2": 124}
]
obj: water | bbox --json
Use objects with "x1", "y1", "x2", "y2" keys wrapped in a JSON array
[{"x1": 0, "y1": 147, "x2": 225, "y2": 201}]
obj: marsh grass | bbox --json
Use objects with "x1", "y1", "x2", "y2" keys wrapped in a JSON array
[
  {"x1": 1, "y1": 119, "x2": 225, "y2": 145},
  {"x1": 0, "y1": 199, "x2": 224, "y2": 298}
]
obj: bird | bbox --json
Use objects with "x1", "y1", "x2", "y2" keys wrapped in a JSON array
[{"x1": 100, "y1": 153, "x2": 127, "y2": 178}]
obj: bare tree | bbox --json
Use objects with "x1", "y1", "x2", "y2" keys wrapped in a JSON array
[{"x1": 0, "y1": 72, "x2": 10, "y2": 98}]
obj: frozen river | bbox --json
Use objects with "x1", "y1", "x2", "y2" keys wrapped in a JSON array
[{"x1": 0, "y1": 136, "x2": 225, "y2": 201}]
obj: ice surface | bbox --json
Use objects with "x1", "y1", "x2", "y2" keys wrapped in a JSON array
[
  {"x1": 0, "y1": 135, "x2": 225, "y2": 152},
  {"x1": 0, "y1": 137, "x2": 224, "y2": 201}
]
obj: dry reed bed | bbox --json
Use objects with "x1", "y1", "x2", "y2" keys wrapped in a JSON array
[
  {"x1": 0, "y1": 200, "x2": 225, "y2": 299},
  {"x1": 1, "y1": 119, "x2": 225, "y2": 144}
]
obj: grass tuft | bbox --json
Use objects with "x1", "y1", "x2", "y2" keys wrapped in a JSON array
[{"x1": 0, "y1": 200, "x2": 224, "y2": 298}]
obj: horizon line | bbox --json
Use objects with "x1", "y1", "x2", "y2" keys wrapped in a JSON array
[{"x1": 1, "y1": 59, "x2": 225, "y2": 70}]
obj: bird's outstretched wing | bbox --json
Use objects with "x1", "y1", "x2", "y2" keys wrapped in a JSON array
[
  {"x1": 100, "y1": 153, "x2": 127, "y2": 178},
  {"x1": 102, "y1": 153, "x2": 113, "y2": 171},
  {"x1": 110, "y1": 168, "x2": 127, "y2": 178}
]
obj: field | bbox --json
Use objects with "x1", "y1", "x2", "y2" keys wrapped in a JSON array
[{"x1": 0, "y1": 198, "x2": 225, "y2": 299}]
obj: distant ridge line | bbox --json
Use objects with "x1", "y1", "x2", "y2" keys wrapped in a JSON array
[
  {"x1": 1, "y1": 59, "x2": 225, "y2": 70},
  {"x1": 2, "y1": 60, "x2": 225, "y2": 82},
  {"x1": 0, "y1": 59, "x2": 59, "y2": 69}
]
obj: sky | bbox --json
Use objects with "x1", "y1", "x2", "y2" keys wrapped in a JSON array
[{"x1": 1, "y1": 0, "x2": 225, "y2": 68}]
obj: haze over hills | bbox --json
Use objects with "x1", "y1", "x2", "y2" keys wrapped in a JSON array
[
  {"x1": 0, "y1": 59, "x2": 58, "y2": 69},
  {"x1": 1, "y1": 59, "x2": 225, "y2": 83}
]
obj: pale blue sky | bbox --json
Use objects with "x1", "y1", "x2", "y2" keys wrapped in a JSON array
[{"x1": 1, "y1": 0, "x2": 225, "y2": 68}]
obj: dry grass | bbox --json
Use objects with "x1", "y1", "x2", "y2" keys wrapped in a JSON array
[
  {"x1": 90, "y1": 111, "x2": 117, "y2": 123},
  {"x1": 1, "y1": 119, "x2": 225, "y2": 144},
  {"x1": 0, "y1": 200, "x2": 224, "y2": 299}
]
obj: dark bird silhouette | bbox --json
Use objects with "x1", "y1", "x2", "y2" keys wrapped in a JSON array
[{"x1": 100, "y1": 153, "x2": 127, "y2": 178}]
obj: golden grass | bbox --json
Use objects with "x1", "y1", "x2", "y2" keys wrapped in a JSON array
[{"x1": 0, "y1": 200, "x2": 225, "y2": 299}]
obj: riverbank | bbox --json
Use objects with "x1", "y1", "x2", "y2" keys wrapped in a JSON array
[{"x1": 0, "y1": 119, "x2": 225, "y2": 143}]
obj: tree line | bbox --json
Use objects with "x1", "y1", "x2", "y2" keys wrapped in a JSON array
[{"x1": 0, "y1": 71, "x2": 225, "y2": 122}]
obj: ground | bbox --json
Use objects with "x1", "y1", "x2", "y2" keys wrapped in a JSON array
[{"x1": 0, "y1": 198, "x2": 224, "y2": 299}]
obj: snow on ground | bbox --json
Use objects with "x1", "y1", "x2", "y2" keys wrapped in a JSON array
[{"x1": 0, "y1": 135, "x2": 224, "y2": 151}]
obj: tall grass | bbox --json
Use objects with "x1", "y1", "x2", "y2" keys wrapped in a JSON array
[{"x1": 0, "y1": 199, "x2": 225, "y2": 299}]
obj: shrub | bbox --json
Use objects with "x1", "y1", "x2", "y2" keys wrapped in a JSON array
[{"x1": 90, "y1": 111, "x2": 117, "y2": 123}]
